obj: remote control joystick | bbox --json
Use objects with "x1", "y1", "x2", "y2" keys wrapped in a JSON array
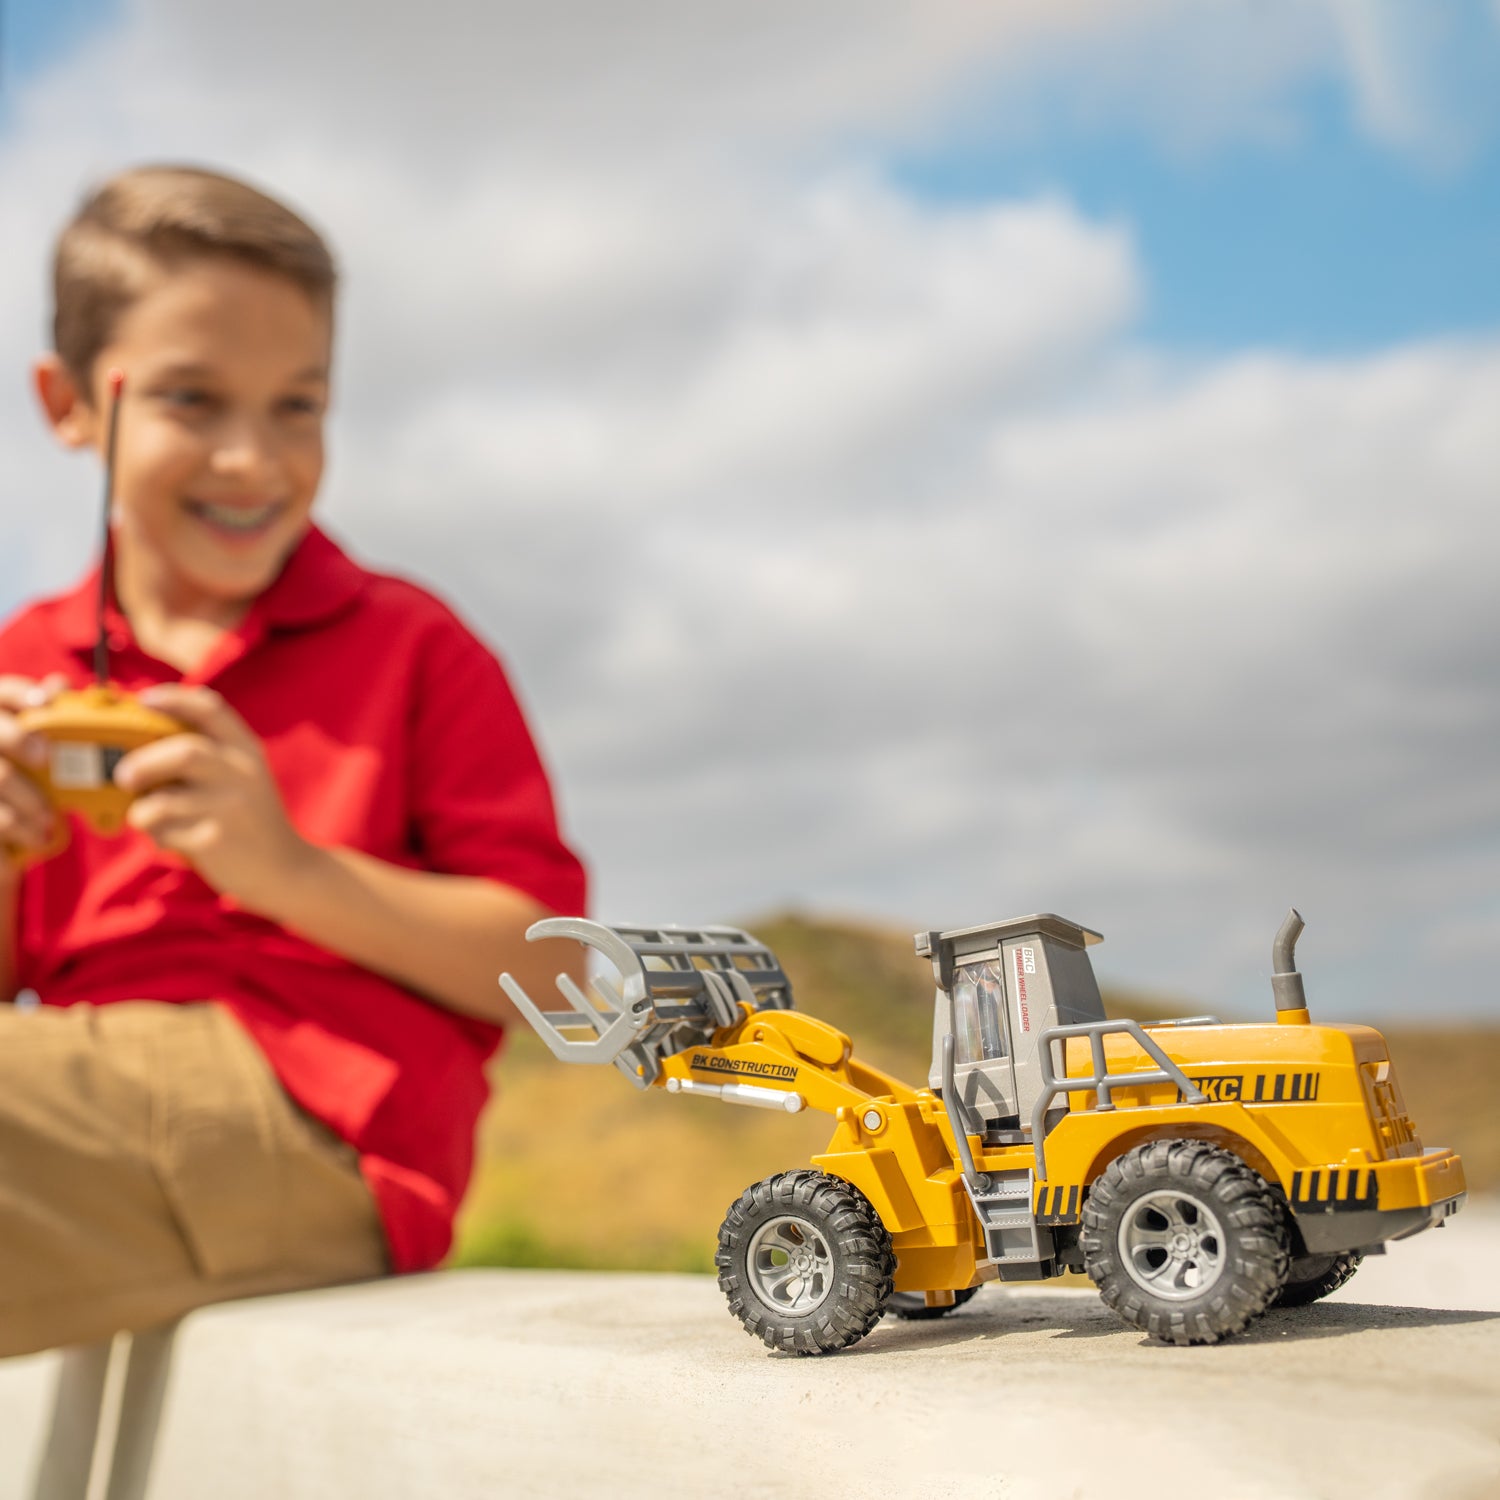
[{"x1": 8, "y1": 371, "x2": 182, "y2": 862}]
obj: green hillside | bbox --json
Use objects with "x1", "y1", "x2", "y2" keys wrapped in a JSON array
[{"x1": 454, "y1": 912, "x2": 1497, "y2": 1271}]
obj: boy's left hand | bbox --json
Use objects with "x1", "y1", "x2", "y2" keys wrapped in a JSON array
[{"x1": 114, "y1": 685, "x2": 313, "y2": 912}]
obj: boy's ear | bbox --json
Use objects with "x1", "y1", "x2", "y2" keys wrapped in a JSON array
[{"x1": 33, "y1": 354, "x2": 101, "y2": 450}]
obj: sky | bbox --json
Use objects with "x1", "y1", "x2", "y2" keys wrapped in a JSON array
[{"x1": 1, "y1": 0, "x2": 1498, "y2": 1022}]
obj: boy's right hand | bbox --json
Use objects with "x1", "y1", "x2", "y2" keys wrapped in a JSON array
[{"x1": 0, "y1": 674, "x2": 67, "y2": 856}]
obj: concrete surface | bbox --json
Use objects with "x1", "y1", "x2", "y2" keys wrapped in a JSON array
[{"x1": 1, "y1": 1204, "x2": 1497, "y2": 1500}]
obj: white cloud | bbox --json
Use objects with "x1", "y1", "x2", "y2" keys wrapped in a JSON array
[
  {"x1": 550, "y1": 339, "x2": 1500, "y2": 1017},
  {"x1": 1325, "y1": 0, "x2": 1489, "y2": 167},
  {"x1": 2, "y1": 1, "x2": 1497, "y2": 1020}
]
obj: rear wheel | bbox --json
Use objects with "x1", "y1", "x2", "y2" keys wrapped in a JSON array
[
  {"x1": 1272, "y1": 1250, "x2": 1362, "y2": 1307},
  {"x1": 1081, "y1": 1140, "x2": 1289, "y2": 1345},
  {"x1": 885, "y1": 1286, "x2": 979, "y2": 1321},
  {"x1": 716, "y1": 1169, "x2": 895, "y2": 1355}
]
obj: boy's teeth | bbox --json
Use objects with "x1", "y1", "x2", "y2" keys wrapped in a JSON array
[{"x1": 194, "y1": 502, "x2": 277, "y2": 530}]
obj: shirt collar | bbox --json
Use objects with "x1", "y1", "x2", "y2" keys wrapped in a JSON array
[{"x1": 52, "y1": 523, "x2": 367, "y2": 656}]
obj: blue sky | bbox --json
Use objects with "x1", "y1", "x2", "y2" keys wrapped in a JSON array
[
  {"x1": 886, "y1": 1, "x2": 1500, "y2": 357},
  {"x1": 1, "y1": 0, "x2": 118, "y2": 96},
  {"x1": 896, "y1": 75, "x2": 1500, "y2": 354}
]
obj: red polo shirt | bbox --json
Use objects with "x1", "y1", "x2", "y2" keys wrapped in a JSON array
[{"x1": 0, "y1": 526, "x2": 586, "y2": 1271}]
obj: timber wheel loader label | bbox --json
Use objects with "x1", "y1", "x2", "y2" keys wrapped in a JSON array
[{"x1": 500, "y1": 909, "x2": 1466, "y2": 1354}]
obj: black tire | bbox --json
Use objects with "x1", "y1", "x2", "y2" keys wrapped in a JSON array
[
  {"x1": 716, "y1": 1169, "x2": 895, "y2": 1355},
  {"x1": 885, "y1": 1286, "x2": 979, "y2": 1321},
  {"x1": 1272, "y1": 1250, "x2": 1362, "y2": 1308},
  {"x1": 1081, "y1": 1140, "x2": 1290, "y2": 1346}
]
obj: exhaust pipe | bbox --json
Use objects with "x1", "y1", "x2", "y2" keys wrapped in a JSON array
[{"x1": 1271, "y1": 908, "x2": 1311, "y2": 1026}]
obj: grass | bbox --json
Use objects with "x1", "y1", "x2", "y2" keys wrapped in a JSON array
[{"x1": 455, "y1": 1216, "x2": 714, "y2": 1275}]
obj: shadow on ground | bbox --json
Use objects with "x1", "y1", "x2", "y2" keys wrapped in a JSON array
[{"x1": 819, "y1": 1290, "x2": 1500, "y2": 1358}]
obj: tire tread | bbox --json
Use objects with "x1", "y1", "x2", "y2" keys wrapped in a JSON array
[{"x1": 716, "y1": 1168, "x2": 895, "y2": 1355}]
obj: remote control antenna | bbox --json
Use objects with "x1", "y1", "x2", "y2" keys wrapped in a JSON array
[{"x1": 94, "y1": 369, "x2": 126, "y2": 686}]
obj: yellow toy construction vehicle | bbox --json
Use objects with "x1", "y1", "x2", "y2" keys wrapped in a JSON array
[{"x1": 501, "y1": 909, "x2": 1465, "y2": 1352}]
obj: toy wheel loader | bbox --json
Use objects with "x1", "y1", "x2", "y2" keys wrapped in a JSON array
[{"x1": 500, "y1": 909, "x2": 1465, "y2": 1353}]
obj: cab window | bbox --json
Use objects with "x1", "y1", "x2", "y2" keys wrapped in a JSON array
[{"x1": 951, "y1": 959, "x2": 1008, "y2": 1063}]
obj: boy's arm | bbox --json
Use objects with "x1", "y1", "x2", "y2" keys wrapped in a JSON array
[
  {"x1": 114, "y1": 684, "x2": 583, "y2": 1026},
  {"x1": 255, "y1": 848, "x2": 579, "y2": 1028}
]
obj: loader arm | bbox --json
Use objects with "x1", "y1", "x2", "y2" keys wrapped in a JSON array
[
  {"x1": 500, "y1": 917, "x2": 920, "y2": 1114},
  {"x1": 655, "y1": 1006, "x2": 920, "y2": 1118}
]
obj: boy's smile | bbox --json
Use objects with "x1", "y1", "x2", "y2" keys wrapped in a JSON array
[{"x1": 39, "y1": 256, "x2": 333, "y2": 643}]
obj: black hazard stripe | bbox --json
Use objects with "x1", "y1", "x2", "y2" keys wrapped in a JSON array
[
  {"x1": 1289, "y1": 1166, "x2": 1379, "y2": 1212},
  {"x1": 1254, "y1": 1071, "x2": 1321, "y2": 1103},
  {"x1": 1034, "y1": 1183, "x2": 1081, "y2": 1225}
]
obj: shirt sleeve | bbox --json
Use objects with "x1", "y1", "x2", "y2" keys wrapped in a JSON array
[{"x1": 405, "y1": 610, "x2": 587, "y2": 917}]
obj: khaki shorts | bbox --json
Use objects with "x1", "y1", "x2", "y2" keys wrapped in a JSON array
[{"x1": 0, "y1": 1001, "x2": 388, "y2": 1360}]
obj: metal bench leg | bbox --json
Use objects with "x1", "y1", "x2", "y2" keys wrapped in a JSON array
[
  {"x1": 30, "y1": 1341, "x2": 114, "y2": 1500},
  {"x1": 100, "y1": 1326, "x2": 176, "y2": 1500}
]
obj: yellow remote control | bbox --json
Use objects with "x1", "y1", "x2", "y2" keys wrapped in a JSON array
[{"x1": 16, "y1": 685, "x2": 180, "y2": 856}]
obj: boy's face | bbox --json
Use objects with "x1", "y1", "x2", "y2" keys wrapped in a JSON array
[{"x1": 39, "y1": 256, "x2": 332, "y2": 621}]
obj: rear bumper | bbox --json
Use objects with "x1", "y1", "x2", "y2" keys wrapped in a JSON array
[{"x1": 1289, "y1": 1148, "x2": 1466, "y2": 1256}]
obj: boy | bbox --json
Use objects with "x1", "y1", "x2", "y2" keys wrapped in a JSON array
[{"x1": 0, "y1": 165, "x2": 586, "y2": 1359}]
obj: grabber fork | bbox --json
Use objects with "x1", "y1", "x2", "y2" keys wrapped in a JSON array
[{"x1": 500, "y1": 918, "x2": 795, "y2": 1087}]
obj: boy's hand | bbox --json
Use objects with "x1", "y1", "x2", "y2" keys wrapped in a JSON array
[
  {"x1": 114, "y1": 684, "x2": 315, "y2": 911},
  {"x1": 0, "y1": 674, "x2": 67, "y2": 857}
]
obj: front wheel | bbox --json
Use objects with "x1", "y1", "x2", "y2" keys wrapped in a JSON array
[
  {"x1": 716, "y1": 1169, "x2": 895, "y2": 1355},
  {"x1": 1081, "y1": 1140, "x2": 1289, "y2": 1345}
]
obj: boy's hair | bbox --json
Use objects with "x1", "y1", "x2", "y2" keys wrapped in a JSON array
[{"x1": 53, "y1": 164, "x2": 337, "y2": 387}]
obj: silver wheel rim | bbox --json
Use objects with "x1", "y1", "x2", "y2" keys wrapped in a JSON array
[
  {"x1": 1117, "y1": 1190, "x2": 1226, "y2": 1301},
  {"x1": 747, "y1": 1215, "x2": 834, "y2": 1315}
]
